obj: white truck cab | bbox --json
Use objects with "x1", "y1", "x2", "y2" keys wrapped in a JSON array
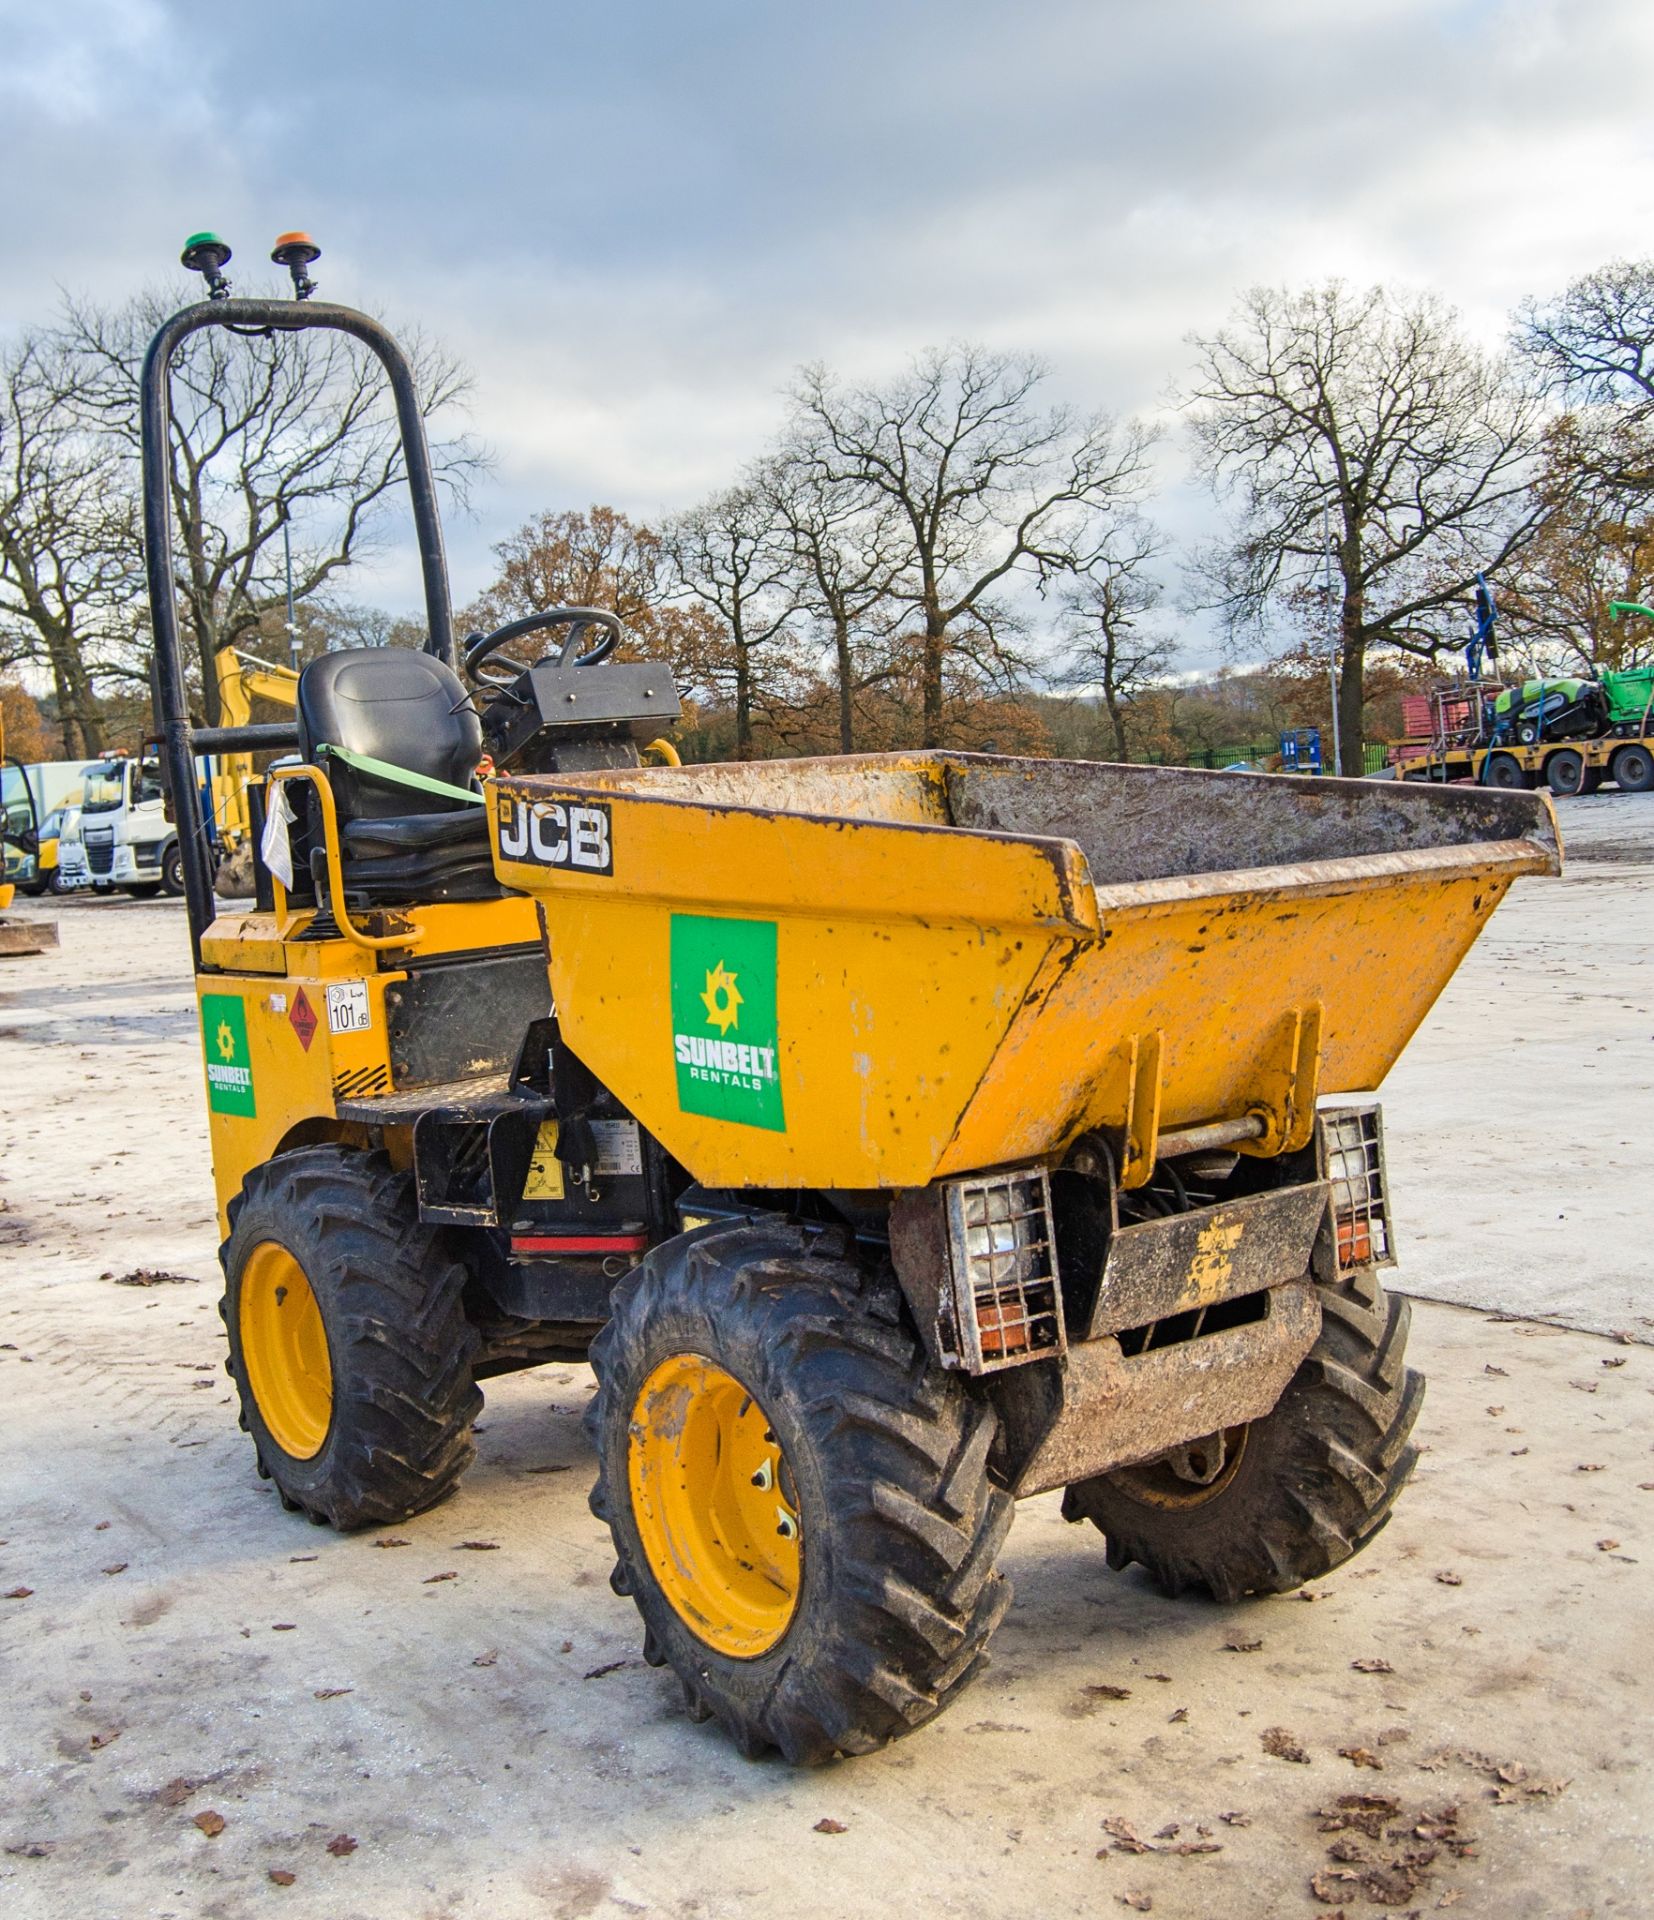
[{"x1": 66, "y1": 756, "x2": 184, "y2": 897}]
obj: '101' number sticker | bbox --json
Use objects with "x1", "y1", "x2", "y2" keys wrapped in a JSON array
[{"x1": 326, "y1": 980, "x2": 373, "y2": 1035}]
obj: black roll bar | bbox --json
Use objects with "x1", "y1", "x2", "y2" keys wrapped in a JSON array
[{"x1": 142, "y1": 297, "x2": 455, "y2": 966}]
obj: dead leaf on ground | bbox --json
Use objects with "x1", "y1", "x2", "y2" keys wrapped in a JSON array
[
  {"x1": 1351, "y1": 1657, "x2": 1394, "y2": 1674},
  {"x1": 268, "y1": 1869, "x2": 296, "y2": 1886},
  {"x1": 313, "y1": 1687, "x2": 353, "y2": 1700},
  {"x1": 1101, "y1": 1816, "x2": 1152, "y2": 1854},
  {"x1": 1262, "y1": 1727, "x2": 1311, "y2": 1763},
  {"x1": 1434, "y1": 1570, "x2": 1462, "y2": 1586},
  {"x1": 1601, "y1": 1355, "x2": 1628, "y2": 1368},
  {"x1": 1167, "y1": 1840, "x2": 1221, "y2": 1856},
  {"x1": 1596, "y1": 1539, "x2": 1621, "y2": 1552},
  {"x1": 472, "y1": 1650, "x2": 498, "y2": 1668},
  {"x1": 193, "y1": 1810, "x2": 226, "y2": 1837},
  {"x1": 1483, "y1": 1364, "x2": 1508, "y2": 1376},
  {"x1": 1485, "y1": 1405, "x2": 1504, "y2": 1415},
  {"x1": 1222, "y1": 1635, "x2": 1263, "y2": 1653},
  {"x1": 1169, "y1": 1706, "x2": 1189, "y2": 1723},
  {"x1": 1496, "y1": 1761, "x2": 1528, "y2": 1784},
  {"x1": 584, "y1": 1659, "x2": 629, "y2": 1680},
  {"x1": 89, "y1": 1729, "x2": 120, "y2": 1750},
  {"x1": 1576, "y1": 1463, "x2": 1606, "y2": 1473},
  {"x1": 113, "y1": 1268, "x2": 194, "y2": 1287},
  {"x1": 1315, "y1": 1793, "x2": 1401, "y2": 1837},
  {"x1": 1570, "y1": 1381, "x2": 1599, "y2": 1394},
  {"x1": 4, "y1": 1841, "x2": 55, "y2": 1858},
  {"x1": 455, "y1": 1541, "x2": 499, "y2": 1552},
  {"x1": 4, "y1": 1586, "x2": 33, "y2": 1600},
  {"x1": 1219, "y1": 1810, "x2": 1251, "y2": 1826},
  {"x1": 155, "y1": 1777, "x2": 197, "y2": 1806},
  {"x1": 1339, "y1": 1746, "x2": 1384, "y2": 1770},
  {"x1": 1084, "y1": 1683, "x2": 1133, "y2": 1700},
  {"x1": 289, "y1": 1554, "x2": 318, "y2": 1563},
  {"x1": 325, "y1": 1833, "x2": 357, "y2": 1856},
  {"x1": 521, "y1": 1463, "x2": 573, "y2": 1475},
  {"x1": 271, "y1": 1622, "x2": 297, "y2": 1631},
  {"x1": 422, "y1": 1572, "x2": 457, "y2": 1584},
  {"x1": 373, "y1": 1537, "x2": 410, "y2": 1549},
  {"x1": 813, "y1": 1818, "x2": 847, "y2": 1834},
  {"x1": 101, "y1": 1562, "x2": 128, "y2": 1576},
  {"x1": 1145, "y1": 1671, "x2": 1172, "y2": 1682},
  {"x1": 1117, "y1": 1893, "x2": 1152, "y2": 1911}
]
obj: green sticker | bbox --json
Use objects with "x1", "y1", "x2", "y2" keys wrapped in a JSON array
[
  {"x1": 670, "y1": 914, "x2": 784, "y2": 1133},
  {"x1": 201, "y1": 993, "x2": 256, "y2": 1117}
]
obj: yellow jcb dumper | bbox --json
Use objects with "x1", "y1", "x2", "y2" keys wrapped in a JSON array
[{"x1": 145, "y1": 241, "x2": 1560, "y2": 1765}]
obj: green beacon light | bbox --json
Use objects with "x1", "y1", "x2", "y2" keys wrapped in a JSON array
[
  {"x1": 272, "y1": 232, "x2": 321, "y2": 301},
  {"x1": 181, "y1": 232, "x2": 233, "y2": 301}
]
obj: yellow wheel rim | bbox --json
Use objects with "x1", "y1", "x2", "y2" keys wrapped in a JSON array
[
  {"x1": 238, "y1": 1241, "x2": 333, "y2": 1460},
  {"x1": 627, "y1": 1354, "x2": 801, "y2": 1659}
]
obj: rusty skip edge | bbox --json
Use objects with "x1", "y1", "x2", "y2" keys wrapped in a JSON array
[{"x1": 890, "y1": 1176, "x2": 1333, "y2": 1499}]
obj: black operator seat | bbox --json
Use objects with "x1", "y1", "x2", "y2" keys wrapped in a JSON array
[{"x1": 295, "y1": 647, "x2": 498, "y2": 904}]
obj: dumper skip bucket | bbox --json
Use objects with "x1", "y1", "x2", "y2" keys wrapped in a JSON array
[{"x1": 488, "y1": 754, "x2": 1559, "y2": 1191}]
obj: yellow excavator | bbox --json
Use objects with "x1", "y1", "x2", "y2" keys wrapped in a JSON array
[{"x1": 208, "y1": 646, "x2": 299, "y2": 895}]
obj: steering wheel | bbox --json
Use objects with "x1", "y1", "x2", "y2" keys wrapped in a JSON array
[{"x1": 462, "y1": 606, "x2": 625, "y2": 686}]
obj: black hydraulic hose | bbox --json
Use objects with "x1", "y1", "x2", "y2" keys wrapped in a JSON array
[{"x1": 141, "y1": 297, "x2": 455, "y2": 966}]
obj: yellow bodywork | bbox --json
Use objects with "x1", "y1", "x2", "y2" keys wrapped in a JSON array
[
  {"x1": 489, "y1": 752, "x2": 1560, "y2": 1192},
  {"x1": 195, "y1": 892, "x2": 542, "y2": 1228}
]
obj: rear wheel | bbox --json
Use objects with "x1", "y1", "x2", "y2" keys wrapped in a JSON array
[
  {"x1": 1611, "y1": 743, "x2": 1654, "y2": 793},
  {"x1": 1546, "y1": 750, "x2": 1586, "y2": 796},
  {"x1": 1484, "y1": 753, "x2": 1530, "y2": 790},
  {"x1": 220, "y1": 1147, "x2": 481, "y2": 1528},
  {"x1": 586, "y1": 1221, "x2": 1013, "y2": 1763},
  {"x1": 1063, "y1": 1267, "x2": 1422, "y2": 1603}
]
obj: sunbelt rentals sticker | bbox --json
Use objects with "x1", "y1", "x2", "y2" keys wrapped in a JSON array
[
  {"x1": 670, "y1": 914, "x2": 784, "y2": 1133},
  {"x1": 201, "y1": 993, "x2": 256, "y2": 1117}
]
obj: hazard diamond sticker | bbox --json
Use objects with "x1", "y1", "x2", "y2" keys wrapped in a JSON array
[{"x1": 288, "y1": 986, "x2": 318, "y2": 1052}]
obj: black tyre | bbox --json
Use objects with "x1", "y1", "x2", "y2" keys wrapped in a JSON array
[
  {"x1": 1545, "y1": 749, "x2": 1586, "y2": 796},
  {"x1": 123, "y1": 882, "x2": 162, "y2": 899},
  {"x1": 1611, "y1": 743, "x2": 1654, "y2": 793},
  {"x1": 586, "y1": 1220, "x2": 1013, "y2": 1764},
  {"x1": 220, "y1": 1147, "x2": 481, "y2": 1529},
  {"x1": 161, "y1": 841, "x2": 185, "y2": 896},
  {"x1": 1484, "y1": 752, "x2": 1529, "y2": 789},
  {"x1": 1063, "y1": 1267, "x2": 1422, "y2": 1604}
]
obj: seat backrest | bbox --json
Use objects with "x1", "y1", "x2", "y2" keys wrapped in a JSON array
[{"x1": 297, "y1": 648, "x2": 482, "y2": 822}]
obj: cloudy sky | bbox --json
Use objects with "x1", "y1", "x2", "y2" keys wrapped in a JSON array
[{"x1": 4, "y1": 0, "x2": 1653, "y2": 665}]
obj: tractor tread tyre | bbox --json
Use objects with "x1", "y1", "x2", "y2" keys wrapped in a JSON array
[
  {"x1": 1063, "y1": 1267, "x2": 1422, "y2": 1605},
  {"x1": 219, "y1": 1147, "x2": 481, "y2": 1530},
  {"x1": 586, "y1": 1220, "x2": 1013, "y2": 1765}
]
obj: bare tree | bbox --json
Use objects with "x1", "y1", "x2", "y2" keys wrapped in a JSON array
[
  {"x1": 763, "y1": 451, "x2": 902, "y2": 752},
  {"x1": 61, "y1": 290, "x2": 484, "y2": 725},
  {"x1": 793, "y1": 346, "x2": 1158, "y2": 746},
  {"x1": 464, "y1": 504, "x2": 723, "y2": 692},
  {"x1": 1184, "y1": 281, "x2": 1548, "y2": 767},
  {"x1": 662, "y1": 484, "x2": 798, "y2": 758},
  {"x1": 0, "y1": 332, "x2": 133, "y2": 754},
  {"x1": 1058, "y1": 516, "x2": 1176, "y2": 761}
]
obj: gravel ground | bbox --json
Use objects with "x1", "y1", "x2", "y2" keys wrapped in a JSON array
[{"x1": 0, "y1": 793, "x2": 1650, "y2": 1919}]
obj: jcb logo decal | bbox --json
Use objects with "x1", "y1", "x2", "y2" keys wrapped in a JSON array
[{"x1": 497, "y1": 795, "x2": 613, "y2": 875}]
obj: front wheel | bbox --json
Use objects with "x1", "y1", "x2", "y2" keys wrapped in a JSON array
[
  {"x1": 1064, "y1": 1267, "x2": 1423, "y2": 1603},
  {"x1": 1484, "y1": 752, "x2": 1530, "y2": 789},
  {"x1": 161, "y1": 842, "x2": 186, "y2": 896},
  {"x1": 123, "y1": 882, "x2": 162, "y2": 899},
  {"x1": 220, "y1": 1148, "x2": 481, "y2": 1528},
  {"x1": 586, "y1": 1222, "x2": 1013, "y2": 1764}
]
